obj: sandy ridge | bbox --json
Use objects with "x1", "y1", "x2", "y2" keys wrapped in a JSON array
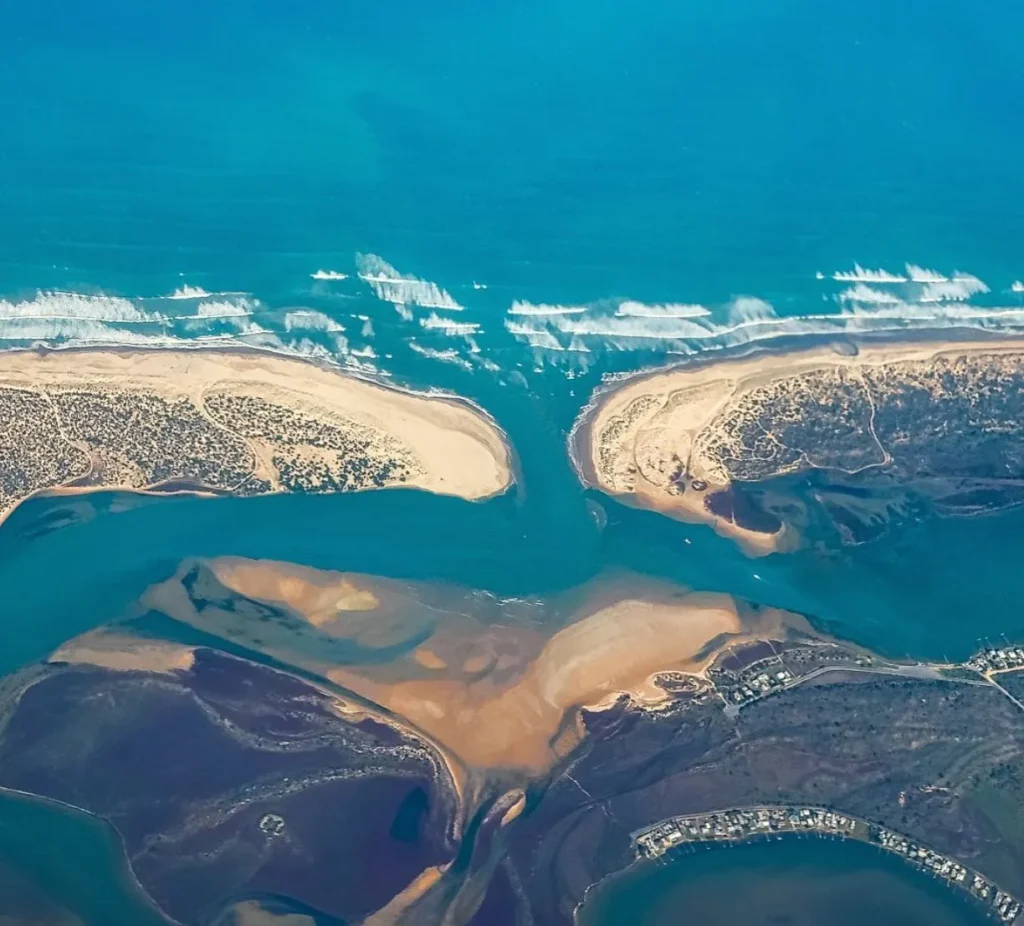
[
  {"x1": 575, "y1": 336, "x2": 1024, "y2": 554},
  {"x1": 0, "y1": 348, "x2": 513, "y2": 526}
]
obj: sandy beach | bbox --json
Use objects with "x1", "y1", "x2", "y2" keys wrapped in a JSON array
[
  {"x1": 0, "y1": 347, "x2": 513, "y2": 528},
  {"x1": 575, "y1": 336, "x2": 1024, "y2": 555}
]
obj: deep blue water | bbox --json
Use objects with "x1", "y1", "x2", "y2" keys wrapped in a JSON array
[{"x1": 2, "y1": 0, "x2": 1023, "y2": 305}]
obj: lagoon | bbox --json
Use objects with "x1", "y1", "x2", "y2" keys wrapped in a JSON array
[{"x1": 577, "y1": 837, "x2": 993, "y2": 926}]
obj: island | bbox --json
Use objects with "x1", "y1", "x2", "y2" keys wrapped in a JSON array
[
  {"x1": 573, "y1": 338, "x2": 1024, "y2": 554},
  {"x1": 0, "y1": 348, "x2": 512, "y2": 526}
]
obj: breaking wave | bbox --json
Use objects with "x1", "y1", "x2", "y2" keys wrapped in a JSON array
[
  {"x1": 508, "y1": 301, "x2": 587, "y2": 317},
  {"x1": 0, "y1": 289, "x2": 372, "y2": 373},
  {"x1": 505, "y1": 265, "x2": 1024, "y2": 355},
  {"x1": 831, "y1": 264, "x2": 908, "y2": 284},
  {"x1": 408, "y1": 341, "x2": 474, "y2": 372},
  {"x1": 284, "y1": 310, "x2": 346, "y2": 333},
  {"x1": 310, "y1": 269, "x2": 349, "y2": 281},
  {"x1": 356, "y1": 253, "x2": 463, "y2": 311},
  {"x1": 419, "y1": 313, "x2": 480, "y2": 336}
]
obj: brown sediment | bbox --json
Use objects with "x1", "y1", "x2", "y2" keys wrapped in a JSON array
[
  {"x1": 48, "y1": 630, "x2": 196, "y2": 675},
  {"x1": 574, "y1": 336, "x2": 1024, "y2": 555},
  {"x1": 140, "y1": 557, "x2": 807, "y2": 774},
  {"x1": 0, "y1": 347, "x2": 513, "y2": 528},
  {"x1": 362, "y1": 864, "x2": 449, "y2": 926},
  {"x1": 500, "y1": 791, "x2": 527, "y2": 826}
]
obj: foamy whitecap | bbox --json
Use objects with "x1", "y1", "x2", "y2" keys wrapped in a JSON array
[
  {"x1": 506, "y1": 288, "x2": 1024, "y2": 355},
  {"x1": 419, "y1": 313, "x2": 480, "y2": 336},
  {"x1": 507, "y1": 301, "x2": 587, "y2": 317},
  {"x1": 917, "y1": 273, "x2": 989, "y2": 303},
  {"x1": 168, "y1": 285, "x2": 212, "y2": 300},
  {"x1": 0, "y1": 288, "x2": 368, "y2": 372},
  {"x1": 408, "y1": 340, "x2": 474, "y2": 372},
  {"x1": 184, "y1": 299, "x2": 255, "y2": 319},
  {"x1": 284, "y1": 309, "x2": 346, "y2": 334},
  {"x1": 832, "y1": 264, "x2": 908, "y2": 284},
  {"x1": 311, "y1": 269, "x2": 350, "y2": 281},
  {"x1": 356, "y1": 253, "x2": 463, "y2": 310},
  {"x1": 839, "y1": 284, "x2": 903, "y2": 305},
  {"x1": 0, "y1": 291, "x2": 165, "y2": 324},
  {"x1": 906, "y1": 264, "x2": 950, "y2": 284},
  {"x1": 1013, "y1": 281, "x2": 1024, "y2": 294},
  {"x1": 615, "y1": 301, "x2": 711, "y2": 319}
]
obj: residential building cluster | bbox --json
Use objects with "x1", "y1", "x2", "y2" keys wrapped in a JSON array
[
  {"x1": 875, "y1": 830, "x2": 1020, "y2": 923},
  {"x1": 968, "y1": 646, "x2": 1024, "y2": 674},
  {"x1": 634, "y1": 805, "x2": 1022, "y2": 925},
  {"x1": 720, "y1": 664, "x2": 795, "y2": 706},
  {"x1": 635, "y1": 806, "x2": 857, "y2": 857}
]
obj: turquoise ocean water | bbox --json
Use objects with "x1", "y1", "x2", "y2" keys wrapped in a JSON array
[{"x1": 2, "y1": 0, "x2": 1024, "y2": 921}]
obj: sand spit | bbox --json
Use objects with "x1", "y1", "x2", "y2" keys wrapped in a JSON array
[
  {"x1": 226, "y1": 901, "x2": 316, "y2": 926},
  {"x1": 0, "y1": 348, "x2": 512, "y2": 527},
  {"x1": 574, "y1": 336, "x2": 1024, "y2": 555},
  {"x1": 141, "y1": 557, "x2": 801, "y2": 774},
  {"x1": 362, "y1": 864, "x2": 448, "y2": 926},
  {"x1": 48, "y1": 630, "x2": 196, "y2": 675}
]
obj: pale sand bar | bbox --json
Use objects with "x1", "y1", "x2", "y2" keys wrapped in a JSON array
[
  {"x1": 0, "y1": 348, "x2": 512, "y2": 526},
  {"x1": 144, "y1": 556, "x2": 799, "y2": 773},
  {"x1": 575, "y1": 337, "x2": 1024, "y2": 555},
  {"x1": 48, "y1": 630, "x2": 196, "y2": 675}
]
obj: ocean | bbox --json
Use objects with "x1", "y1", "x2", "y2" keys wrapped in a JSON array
[{"x1": 2, "y1": 0, "x2": 1023, "y2": 922}]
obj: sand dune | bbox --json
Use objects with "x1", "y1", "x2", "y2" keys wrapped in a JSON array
[
  {"x1": 0, "y1": 348, "x2": 512, "y2": 527},
  {"x1": 575, "y1": 337, "x2": 1024, "y2": 554}
]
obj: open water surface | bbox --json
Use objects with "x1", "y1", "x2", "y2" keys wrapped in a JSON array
[{"x1": 577, "y1": 837, "x2": 994, "y2": 926}]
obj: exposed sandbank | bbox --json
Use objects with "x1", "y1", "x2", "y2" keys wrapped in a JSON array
[
  {"x1": 574, "y1": 336, "x2": 1024, "y2": 555},
  {"x1": 141, "y1": 557, "x2": 805, "y2": 773},
  {"x1": 48, "y1": 630, "x2": 196, "y2": 675},
  {"x1": 0, "y1": 347, "x2": 513, "y2": 527}
]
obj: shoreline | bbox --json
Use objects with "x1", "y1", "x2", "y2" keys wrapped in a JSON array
[
  {"x1": 571, "y1": 329, "x2": 1024, "y2": 555},
  {"x1": 569, "y1": 327, "x2": 1024, "y2": 477},
  {"x1": 0, "y1": 345, "x2": 515, "y2": 530},
  {"x1": 11, "y1": 341, "x2": 510, "y2": 434},
  {"x1": 0, "y1": 782, "x2": 184, "y2": 926}
]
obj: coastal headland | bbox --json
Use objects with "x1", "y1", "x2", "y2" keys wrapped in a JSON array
[
  {"x1": 0, "y1": 348, "x2": 512, "y2": 526},
  {"x1": 573, "y1": 337, "x2": 1024, "y2": 554}
]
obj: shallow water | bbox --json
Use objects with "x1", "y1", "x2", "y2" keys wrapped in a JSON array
[
  {"x1": 0, "y1": 789, "x2": 170, "y2": 925},
  {"x1": 577, "y1": 837, "x2": 993, "y2": 926}
]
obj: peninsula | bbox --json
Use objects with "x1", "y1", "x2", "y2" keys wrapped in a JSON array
[
  {"x1": 0, "y1": 348, "x2": 512, "y2": 526},
  {"x1": 574, "y1": 338, "x2": 1024, "y2": 554}
]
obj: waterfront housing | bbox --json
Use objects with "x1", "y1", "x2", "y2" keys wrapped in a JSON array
[
  {"x1": 635, "y1": 806, "x2": 1022, "y2": 924},
  {"x1": 968, "y1": 646, "x2": 1024, "y2": 675}
]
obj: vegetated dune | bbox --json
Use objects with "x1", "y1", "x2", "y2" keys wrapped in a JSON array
[
  {"x1": 0, "y1": 348, "x2": 513, "y2": 526},
  {"x1": 575, "y1": 337, "x2": 1024, "y2": 554}
]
